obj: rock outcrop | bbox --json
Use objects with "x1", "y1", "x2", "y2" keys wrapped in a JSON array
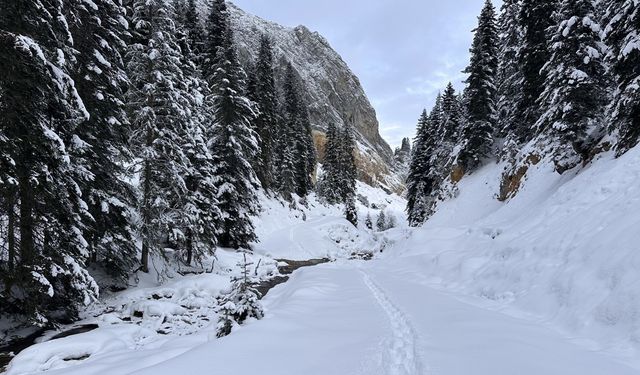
[{"x1": 226, "y1": 3, "x2": 403, "y2": 193}]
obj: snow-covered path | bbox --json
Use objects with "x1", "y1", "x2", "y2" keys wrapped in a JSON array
[
  {"x1": 130, "y1": 259, "x2": 638, "y2": 375},
  {"x1": 360, "y1": 269, "x2": 422, "y2": 375}
]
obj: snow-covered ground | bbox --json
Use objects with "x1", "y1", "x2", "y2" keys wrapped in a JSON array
[
  {"x1": 388, "y1": 147, "x2": 640, "y2": 368},
  {"x1": 3, "y1": 183, "x2": 405, "y2": 375},
  {"x1": 5, "y1": 148, "x2": 640, "y2": 374},
  {"x1": 128, "y1": 260, "x2": 638, "y2": 375}
]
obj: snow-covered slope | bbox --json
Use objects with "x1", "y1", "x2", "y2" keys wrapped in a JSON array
[
  {"x1": 225, "y1": 3, "x2": 402, "y2": 191},
  {"x1": 386, "y1": 146, "x2": 640, "y2": 363}
]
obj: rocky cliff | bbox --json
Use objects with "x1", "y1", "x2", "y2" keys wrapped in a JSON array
[{"x1": 226, "y1": 3, "x2": 403, "y2": 193}]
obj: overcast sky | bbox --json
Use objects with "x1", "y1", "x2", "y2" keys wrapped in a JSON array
[{"x1": 231, "y1": 0, "x2": 498, "y2": 149}]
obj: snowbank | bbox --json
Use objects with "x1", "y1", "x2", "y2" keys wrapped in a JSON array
[
  {"x1": 5, "y1": 185, "x2": 404, "y2": 374},
  {"x1": 387, "y1": 146, "x2": 640, "y2": 362}
]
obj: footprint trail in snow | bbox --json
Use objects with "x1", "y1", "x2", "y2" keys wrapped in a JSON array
[{"x1": 360, "y1": 270, "x2": 424, "y2": 375}]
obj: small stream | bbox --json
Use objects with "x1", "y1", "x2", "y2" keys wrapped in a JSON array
[{"x1": 254, "y1": 258, "x2": 331, "y2": 298}]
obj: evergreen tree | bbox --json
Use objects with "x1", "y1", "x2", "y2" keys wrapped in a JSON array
[
  {"x1": 248, "y1": 35, "x2": 278, "y2": 190},
  {"x1": 203, "y1": 0, "x2": 228, "y2": 80},
  {"x1": 181, "y1": 123, "x2": 221, "y2": 265},
  {"x1": 440, "y1": 83, "x2": 463, "y2": 143},
  {"x1": 406, "y1": 110, "x2": 432, "y2": 226},
  {"x1": 459, "y1": 0, "x2": 499, "y2": 172},
  {"x1": 0, "y1": 0, "x2": 99, "y2": 323},
  {"x1": 338, "y1": 121, "x2": 358, "y2": 203},
  {"x1": 344, "y1": 195, "x2": 358, "y2": 227},
  {"x1": 429, "y1": 93, "x2": 444, "y2": 133},
  {"x1": 207, "y1": 27, "x2": 260, "y2": 250},
  {"x1": 282, "y1": 63, "x2": 316, "y2": 197},
  {"x1": 274, "y1": 117, "x2": 297, "y2": 196},
  {"x1": 183, "y1": 0, "x2": 205, "y2": 62},
  {"x1": 318, "y1": 123, "x2": 342, "y2": 204},
  {"x1": 429, "y1": 83, "x2": 463, "y2": 182},
  {"x1": 418, "y1": 90, "x2": 461, "y2": 217},
  {"x1": 127, "y1": 0, "x2": 192, "y2": 272},
  {"x1": 216, "y1": 250, "x2": 263, "y2": 337},
  {"x1": 318, "y1": 119, "x2": 357, "y2": 221},
  {"x1": 365, "y1": 212, "x2": 373, "y2": 230},
  {"x1": 515, "y1": 0, "x2": 558, "y2": 141},
  {"x1": 496, "y1": 0, "x2": 523, "y2": 155},
  {"x1": 376, "y1": 210, "x2": 387, "y2": 232},
  {"x1": 68, "y1": 0, "x2": 139, "y2": 285},
  {"x1": 172, "y1": 2, "x2": 220, "y2": 266},
  {"x1": 177, "y1": 56, "x2": 220, "y2": 266},
  {"x1": 536, "y1": 0, "x2": 608, "y2": 172},
  {"x1": 216, "y1": 300, "x2": 235, "y2": 338},
  {"x1": 604, "y1": 0, "x2": 640, "y2": 154}
]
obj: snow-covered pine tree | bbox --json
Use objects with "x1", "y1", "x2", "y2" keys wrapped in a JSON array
[
  {"x1": 496, "y1": 0, "x2": 523, "y2": 156},
  {"x1": 318, "y1": 122, "x2": 342, "y2": 204},
  {"x1": 429, "y1": 93, "x2": 444, "y2": 136},
  {"x1": 365, "y1": 212, "x2": 373, "y2": 230},
  {"x1": 604, "y1": 0, "x2": 640, "y2": 154},
  {"x1": 440, "y1": 83, "x2": 463, "y2": 145},
  {"x1": 173, "y1": 22, "x2": 221, "y2": 267},
  {"x1": 68, "y1": 0, "x2": 139, "y2": 285},
  {"x1": 0, "y1": 0, "x2": 99, "y2": 323},
  {"x1": 428, "y1": 83, "x2": 462, "y2": 182},
  {"x1": 207, "y1": 27, "x2": 261, "y2": 250},
  {"x1": 181, "y1": 123, "x2": 221, "y2": 265},
  {"x1": 127, "y1": 0, "x2": 192, "y2": 272},
  {"x1": 339, "y1": 120, "x2": 358, "y2": 202},
  {"x1": 459, "y1": 0, "x2": 498, "y2": 172},
  {"x1": 318, "y1": 119, "x2": 356, "y2": 214},
  {"x1": 376, "y1": 210, "x2": 387, "y2": 232},
  {"x1": 248, "y1": 35, "x2": 278, "y2": 191},
  {"x1": 283, "y1": 63, "x2": 316, "y2": 197},
  {"x1": 426, "y1": 94, "x2": 445, "y2": 194},
  {"x1": 344, "y1": 195, "x2": 358, "y2": 226},
  {"x1": 274, "y1": 114, "x2": 298, "y2": 197},
  {"x1": 174, "y1": 0, "x2": 195, "y2": 60},
  {"x1": 536, "y1": 0, "x2": 608, "y2": 173},
  {"x1": 216, "y1": 300, "x2": 235, "y2": 338},
  {"x1": 515, "y1": 0, "x2": 558, "y2": 142},
  {"x1": 216, "y1": 250, "x2": 263, "y2": 337},
  {"x1": 406, "y1": 110, "x2": 433, "y2": 226},
  {"x1": 182, "y1": 0, "x2": 205, "y2": 63},
  {"x1": 203, "y1": 0, "x2": 228, "y2": 79}
]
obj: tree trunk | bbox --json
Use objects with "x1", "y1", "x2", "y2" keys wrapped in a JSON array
[
  {"x1": 186, "y1": 229, "x2": 193, "y2": 266},
  {"x1": 140, "y1": 158, "x2": 152, "y2": 273},
  {"x1": 7, "y1": 197, "x2": 15, "y2": 271},
  {"x1": 18, "y1": 174, "x2": 35, "y2": 266}
]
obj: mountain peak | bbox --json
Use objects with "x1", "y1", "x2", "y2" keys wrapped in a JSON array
[{"x1": 227, "y1": 4, "x2": 403, "y2": 193}]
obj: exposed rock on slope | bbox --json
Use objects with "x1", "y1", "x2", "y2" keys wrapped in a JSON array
[{"x1": 226, "y1": 3, "x2": 402, "y2": 192}]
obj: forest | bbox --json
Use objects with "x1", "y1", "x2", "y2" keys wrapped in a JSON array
[
  {"x1": 0, "y1": 0, "x2": 357, "y2": 327},
  {"x1": 406, "y1": 0, "x2": 640, "y2": 226}
]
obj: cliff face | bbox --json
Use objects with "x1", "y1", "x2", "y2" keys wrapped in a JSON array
[{"x1": 227, "y1": 3, "x2": 403, "y2": 193}]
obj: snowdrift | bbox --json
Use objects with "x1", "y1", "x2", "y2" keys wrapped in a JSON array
[{"x1": 388, "y1": 146, "x2": 640, "y2": 361}]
